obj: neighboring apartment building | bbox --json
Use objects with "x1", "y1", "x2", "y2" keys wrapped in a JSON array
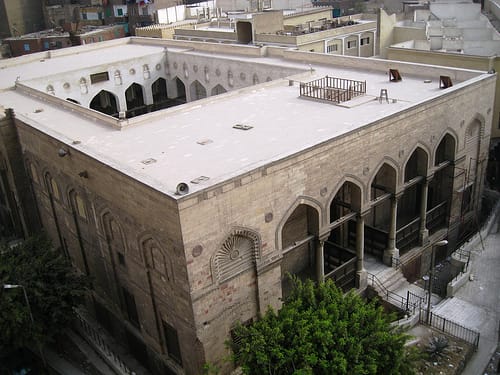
[
  {"x1": 171, "y1": 9, "x2": 377, "y2": 55},
  {"x1": 2, "y1": 24, "x2": 127, "y2": 57},
  {"x1": 0, "y1": 0, "x2": 45, "y2": 38},
  {"x1": 2, "y1": 29, "x2": 72, "y2": 57},
  {"x1": 0, "y1": 38, "x2": 494, "y2": 374},
  {"x1": 43, "y1": 0, "x2": 158, "y2": 35}
]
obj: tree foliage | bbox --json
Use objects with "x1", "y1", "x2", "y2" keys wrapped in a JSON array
[
  {"x1": 231, "y1": 278, "x2": 416, "y2": 375},
  {"x1": 0, "y1": 234, "x2": 89, "y2": 362}
]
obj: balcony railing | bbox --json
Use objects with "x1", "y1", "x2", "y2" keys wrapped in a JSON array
[
  {"x1": 364, "y1": 225, "x2": 388, "y2": 258},
  {"x1": 325, "y1": 256, "x2": 357, "y2": 292},
  {"x1": 396, "y1": 216, "x2": 420, "y2": 252},
  {"x1": 427, "y1": 201, "x2": 448, "y2": 233},
  {"x1": 368, "y1": 273, "x2": 424, "y2": 314},
  {"x1": 324, "y1": 241, "x2": 357, "y2": 291}
]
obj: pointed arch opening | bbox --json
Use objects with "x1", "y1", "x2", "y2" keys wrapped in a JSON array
[
  {"x1": 435, "y1": 134, "x2": 456, "y2": 166},
  {"x1": 428, "y1": 134, "x2": 456, "y2": 235},
  {"x1": 151, "y1": 77, "x2": 169, "y2": 111},
  {"x1": 211, "y1": 84, "x2": 227, "y2": 96},
  {"x1": 325, "y1": 181, "x2": 361, "y2": 290},
  {"x1": 90, "y1": 90, "x2": 118, "y2": 117},
  {"x1": 280, "y1": 203, "x2": 319, "y2": 298},
  {"x1": 125, "y1": 83, "x2": 146, "y2": 118},
  {"x1": 68, "y1": 189, "x2": 90, "y2": 275},
  {"x1": 398, "y1": 147, "x2": 429, "y2": 252},
  {"x1": 142, "y1": 237, "x2": 172, "y2": 282},
  {"x1": 457, "y1": 119, "x2": 482, "y2": 242},
  {"x1": 189, "y1": 80, "x2": 207, "y2": 101},
  {"x1": 174, "y1": 77, "x2": 186, "y2": 104},
  {"x1": 370, "y1": 162, "x2": 397, "y2": 200},
  {"x1": 404, "y1": 147, "x2": 428, "y2": 182},
  {"x1": 365, "y1": 163, "x2": 397, "y2": 259}
]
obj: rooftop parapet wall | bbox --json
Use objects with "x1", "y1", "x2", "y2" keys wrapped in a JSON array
[
  {"x1": 255, "y1": 21, "x2": 376, "y2": 45},
  {"x1": 129, "y1": 37, "x2": 265, "y2": 57},
  {"x1": 275, "y1": 48, "x2": 485, "y2": 81},
  {"x1": 430, "y1": 2, "x2": 481, "y2": 21},
  {"x1": 174, "y1": 28, "x2": 236, "y2": 40}
]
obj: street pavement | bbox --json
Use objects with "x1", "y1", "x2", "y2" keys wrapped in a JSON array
[{"x1": 433, "y1": 211, "x2": 500, "y2": 375}]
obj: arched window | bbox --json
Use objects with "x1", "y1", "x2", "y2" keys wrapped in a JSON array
[
  {"x1": 44, "y1": 173, "x2": 60, "y2": 200},
  {"x1": 27, "y1": 161, "x2": 39, "y2": 184},
  {"x1": 142, "y1": 237, "x2": 172, "y2": 281},
  {"x1": 70, "y1": 190, "x2": 87, "y2": 220},
  {"x1": 90, "y1": 90, "x2": 118, "y2": 117},
  {"x1": 190, "y1": 80, "x2": 207, "y2": 101}
]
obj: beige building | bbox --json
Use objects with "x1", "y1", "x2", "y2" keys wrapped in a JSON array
[
  {"x1": 0, "y1": 0, "x2": 45, "y2": 38},
  {"x1": 0, "y1": 37, "x2": 495, "y2": 374},
  {"x1": 378, "y1": 0, "x2": 500, "y2": 141},
  {"x1": 166, "y1": 9, "x2": 378, "y2": 56}
]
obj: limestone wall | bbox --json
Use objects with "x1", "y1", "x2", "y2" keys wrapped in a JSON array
[{"x1": 178, "y1": 73, "x2": 495, "y2": 369}]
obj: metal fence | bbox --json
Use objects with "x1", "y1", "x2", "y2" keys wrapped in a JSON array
[
  {"x1": 74, "y1": 308, "x2": 136, "y2": 375},
  {"x1": 299, "y1": 76, "x2": 366, "y2": 104},
  {"x1": 367, "y1": 273, "x2": 424, "y2": 314},
  {"x1": 419, "y1": 309, "x2": 480, "y2": 350}
]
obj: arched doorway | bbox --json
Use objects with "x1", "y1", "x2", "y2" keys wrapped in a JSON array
[
  {"x1": 125, "y1": 83, "x2": 146, "y2": 118},
  {"x1": 189, "y1": 80, "x2": 207, "y2": 101},
  {"x1": 429, "y1": 134, "x2": 456, "y2": 234},
  {"x1": 211, "y1": 84, "x2": 227, "y2": 96},
  {"x1": 398, "y1": 147, "x2": 429, "y2": 252},
  {"x1": 326, "y1": 181, "x2": 361, "y2": 291},
  {"x1": 90, "y1": 90, "x2": 118, "y2": 117},
  {"x1": 151, "y1": 78, "x2": 168, "y2": 111},
  {"x1": 366, "y1": 163, "x2": 397, "y2": 260},
  {"x1": 174, "y1": 77, "x2": 186, "y2": 104},
  {"x1": 280, "y1": 203, "x2": 319, "y2": 298}
]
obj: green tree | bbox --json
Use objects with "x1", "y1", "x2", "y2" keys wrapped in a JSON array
[
  {"x1": 231, "y1": 278, "x2": 416, "y2": 375},
  {"x1": 0, "y1": 234, "x2": 90, "y2": 370}
]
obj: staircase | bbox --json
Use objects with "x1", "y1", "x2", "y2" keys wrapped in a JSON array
[{"x1": 368, "y1": 267, "x2": 426, "y2": 313}]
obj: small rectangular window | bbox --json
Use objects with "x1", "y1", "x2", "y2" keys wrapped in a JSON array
[
  {"x1": 24, "y1": 44, "x2": 30, "y2": 51},
  {"x1": 117, "y1": 8, "x2": 123, "y2": 16},
  {"x1": 361, "y1": 37, "x2": 370, "y2": 46},
  {"x1": 122, "y1": 287, "x2": 140, "y2": 329},
  {"x1": 327, "y1": 44, "x2": 337, "y2": 53},
  {"x1": 117, "y1": 252, "x2": 125, "y2": 266},
  {"x1": 163, "y1": 321, "x2": 182, "y2": 366},
  {"x1": 75, "y1": 194, "x2": 87, "y2": 219},
  {"x1": 90, "y1": 71, "x2": 109, "y2": 84},
  {"x1": 29, "y1": 164, "x2": 39, "y2": 184},
  {"x1": 43, "y1": 41, "x2": 49, "y2": 49},
  {"x1": 347, "y1": 40, "x2": 357, "y2": 49},
  {"x1": 50, "y1": 178, "x2": 60, "y2": 200}
]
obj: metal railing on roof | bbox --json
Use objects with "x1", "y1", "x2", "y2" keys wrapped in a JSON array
[{"x1": 299, "y1": 76, "x2": 366, "y2": 104}]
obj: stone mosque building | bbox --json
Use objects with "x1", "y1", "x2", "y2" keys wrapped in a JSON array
[{"x1": 0, "y1": 37, "x2": 495, "y2": 374}]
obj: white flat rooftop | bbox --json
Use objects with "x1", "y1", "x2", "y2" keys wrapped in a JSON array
[{"x1": 0, "y1": 39, "x2": 489, "y2": 199}]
